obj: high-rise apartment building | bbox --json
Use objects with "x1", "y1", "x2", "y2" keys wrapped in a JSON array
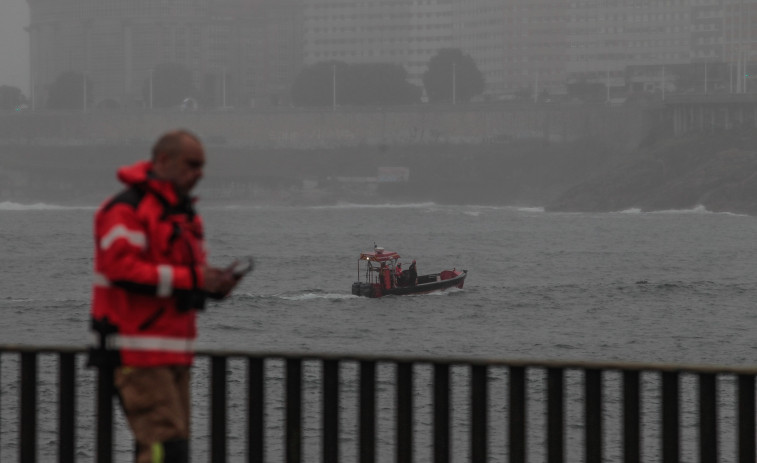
[
  {"x1": 452, "y1": 0, "x2": 568, "y2": 96},
  {"x1": 302, "y1": 0, "x2": 454, "y2": 88},
  {"x1": 566, "y1": 0, "x2": 693, "y2": 91},
  {"x1": 26, "y1": 0, "x2": 757, "y2": 108},
  {"x1": 27, "y1": 0, "x2": 303, "y2": 108},
  {"x1": 302, "y1": 0, "x2": 568, "y2": 98}
]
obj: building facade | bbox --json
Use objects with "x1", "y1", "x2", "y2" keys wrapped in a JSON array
[
  {"x1": 25, "y1": 0, "x2": 757, "y2": 109},
  {"x1": 27, "y1": 0, "x2": 303, "y2": 108},
  {"x1": 302, "y1": 0, "x2": 454, "y2": 88},
  {"x1": 452, "y1": 0, "x2": 568, "y2": 97}
]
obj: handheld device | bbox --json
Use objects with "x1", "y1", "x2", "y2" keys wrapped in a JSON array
[{"x1": 232, "y1": 256, "x2": 255, "y2": 278}]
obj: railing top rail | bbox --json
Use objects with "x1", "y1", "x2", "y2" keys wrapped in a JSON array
[{"x1": 1, "y1": 344, "x2": 755, "y2": 375}]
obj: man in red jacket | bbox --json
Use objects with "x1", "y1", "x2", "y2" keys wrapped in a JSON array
[{"x1": 89, "y1": 129, "x2": 242, "y2": 463}]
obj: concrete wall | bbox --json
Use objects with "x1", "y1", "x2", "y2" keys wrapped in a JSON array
[{"x1": 0, "y1": 104, "x2": 657, "y2": 153}]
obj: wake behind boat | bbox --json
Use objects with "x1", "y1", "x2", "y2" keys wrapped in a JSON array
[{"x1": 351, "y1": 246, "x2": 466, "y2": 298}]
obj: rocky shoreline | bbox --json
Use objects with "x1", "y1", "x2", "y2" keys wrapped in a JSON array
[{"x1": 546, "y1": 130, "x2": 757, "y2": 216}]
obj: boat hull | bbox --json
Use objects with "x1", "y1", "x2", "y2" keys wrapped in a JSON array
[{"x1": 352, "y1": 269, "x2": 466, "y2": 298}]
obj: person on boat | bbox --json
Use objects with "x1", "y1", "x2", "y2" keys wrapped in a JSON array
[
  {"x1": 380, "y1": 262, "x2": 392, "y2": 290},
  {"x1": 407, "y1": 260, "x2": 418, "y2": 286},
  {"x1": 395, "y1": 262, "x2": 403, "y2": 286},
  {"x1": 88, "y1": 130, "x2": 245, "y2": 463}
]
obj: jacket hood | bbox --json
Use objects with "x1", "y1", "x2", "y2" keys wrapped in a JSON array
[
  {"x1": 117, "y1": 160, "x2": 153, "y2": 186},
  {"x1": 117, "y1": 160, "x2": 182, "y2": 205}
]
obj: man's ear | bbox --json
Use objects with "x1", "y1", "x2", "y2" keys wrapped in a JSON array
[{"x1": 152, "y1": 151, "x2": 170, "y2": 170}]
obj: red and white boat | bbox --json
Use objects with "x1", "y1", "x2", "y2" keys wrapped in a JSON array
[{"x1": 351, "y1": 246, "x2": 466, "y2": 298}]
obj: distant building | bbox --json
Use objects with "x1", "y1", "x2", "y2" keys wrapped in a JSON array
[
  {"x1": 453, "y1": 0, "x2": 568, "y2": 98},
  {"x1": 565, "y1": 0, "x2": 693, "y2": 97},
  {"x1": 27, "y1": 0, "x2": 757, "y2": 109},
  {"x1": 27, "y1": 0, "x2": 303, "y2": 109},
  {"x1": 302, "y1": 0, "x2": 454, "y2": 88}
]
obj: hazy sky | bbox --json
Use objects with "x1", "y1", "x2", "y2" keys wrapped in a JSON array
[{"x1": 0, "y1": 0, "x2": 29, "y2": 94}]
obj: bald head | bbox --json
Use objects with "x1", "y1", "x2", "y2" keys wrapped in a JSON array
[
  {"x1": 151, "y1": 130, "x2": 202, "y2": 162},
  {"x1": 151, "y1": 130, "x2": 206, "y2": 197}
]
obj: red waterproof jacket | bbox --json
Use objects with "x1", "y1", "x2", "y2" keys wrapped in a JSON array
[{"x1": 90, "y1": 161, "x2": 208, "y2": 367}]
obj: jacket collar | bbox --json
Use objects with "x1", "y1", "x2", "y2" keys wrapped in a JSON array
[{"x1": 117, "y1": 160, "x2": 195, "y2": 207}]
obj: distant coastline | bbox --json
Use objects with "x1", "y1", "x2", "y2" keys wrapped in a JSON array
[{"x1": 2, "y1": 130, "x2": 756, "y2": 216}]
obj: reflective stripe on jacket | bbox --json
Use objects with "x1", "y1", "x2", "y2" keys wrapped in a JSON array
[{"x1": 90, "y1": 161, "x2": 207, "y2": 367}]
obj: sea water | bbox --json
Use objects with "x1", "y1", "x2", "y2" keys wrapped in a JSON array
[{"x1": 1, "y1": 201, "x2": 756, "y2": 461}]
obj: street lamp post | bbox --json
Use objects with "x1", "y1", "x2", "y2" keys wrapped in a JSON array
[
  {"x1": 149, "y1": 68, "x2": 153, "y2": 109},
  {"x1": 83, "y1": 73, "x2": 87, "y2": 112},
  {"x1": 222, "y1": 66, "x2": 227, "y2": 108},
  {"x1": 452, "y1": 62, "x2": 457, "y2": 105},
  {"x1": 332, "y1": 64, "x2": 336, "y2": 112}
]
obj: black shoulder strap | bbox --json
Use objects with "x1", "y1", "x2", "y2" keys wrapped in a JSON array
[{"x1": 103, "y1": 185, "x2": 146, "y2": 213}]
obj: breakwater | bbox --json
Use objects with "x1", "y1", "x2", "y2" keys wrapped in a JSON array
[{"x1": 0, "y1": 103, "x2": 656, "y2": 153}]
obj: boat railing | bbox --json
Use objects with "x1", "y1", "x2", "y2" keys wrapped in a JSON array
[{"x1": 1, "y1": 343, "x2": 755, "y2": 462}]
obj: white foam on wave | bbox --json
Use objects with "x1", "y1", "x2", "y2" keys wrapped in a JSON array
[
  {"x1": 614, "y1": 205, "x2": 746, "y2": 216},
  {"x1": 652, "y1": 205, "x2": 718, "y2": 215},
  {"x1": 313, "y1": 201, "x2": 438, "y2": 210},
  {"x1": 515, "y1": 206, "x2": 545, "y2": 213},
  {"x1": 0, "y1": 201, "x2": 96, "y2": 211}
]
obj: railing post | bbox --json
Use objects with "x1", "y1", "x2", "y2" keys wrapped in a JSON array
[
  {"x1": 433, "y1": 363, "x2": 450, "y2": 463},
  {"x1": 662, "y1": 371, "x2": 679, "y2": 463},
  {"x1": 738, "y1": 374, "x2": 755, "y2": 463},
  {"x1": 21, "y1": 352, "x2": 37, "y2": 463},
  {"x1": 211, "y1": 355, "x2": 228, "y2": 463},
  {"x1": 471, "y1": 364, "x2": 488, "y2": 462},
  {"x1": 585, "y1": 369, "x2": 602, "y2": 463},
  {"x1": 397, "y1": 362, "x2": 414, "y2": 463},
  {"x1": 248, "y1": 357, "x2": 264, "y2": 463},
  {"x1": 698, "y1": 373, "x2": 717, "y2": 463},
  {"x1": 359, "y1": 361, "x2": 376, "y2": 463},
  {"x1": 323, "y1": 359, "x2": 339, "y2": 463},
  {"x1": 547, "y1": 368, "x2": 564, "y2": 463},
  {"x1": 286, "y1": 358, "x2": 302, "y2": 463},
  {"x1": 509, "y1": 366, "x2": 526, "y2": 463},
  {"x1": 59, "y1": 352, "x2": 76, "y2": 463},
  {"x1": 623, "y1": 370, "x2": 640, "y2": 463},
  {"x1": 95, "y1": 364, "x2": 114, "y2": 463}
]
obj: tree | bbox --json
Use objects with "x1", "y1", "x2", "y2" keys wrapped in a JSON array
[
  {"x1": 142, "y1": 62, "x2": 198, "y2": 108},
  {"x1": 291, "y1": 61, "x2": 421, "y2": 107},
  {"x1": 422, "y1": 48, "x2": 484, "y2": 104},
  {"x1": 0, "y1": 85, "x2": 25, "y2": 110},
  {"x1": 47, "y1": 71, "x2": 93, "y2": 110}
]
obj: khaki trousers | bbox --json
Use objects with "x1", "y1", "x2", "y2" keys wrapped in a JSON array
[{"x1": 115, "y1": 365, "x2": 191, "y2": 463}]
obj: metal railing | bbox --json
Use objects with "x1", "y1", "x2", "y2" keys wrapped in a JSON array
[{"x1": 2, "y1": 344, "x2": 756, "y2": 462}]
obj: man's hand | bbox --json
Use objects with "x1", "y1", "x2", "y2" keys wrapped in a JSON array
[{"x1": 203, "y1": 266, "x2": 239, "y2": 297}]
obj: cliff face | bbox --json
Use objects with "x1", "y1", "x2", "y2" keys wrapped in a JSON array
[{"x1": 547, "y1": 130, "x2": 757, "y2": 215}]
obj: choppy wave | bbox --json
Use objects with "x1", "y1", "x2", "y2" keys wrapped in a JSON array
[
  {"x1": 0, "y1": 201, "x2": 96, "y2": 211},
  {"x1": 276, "y1": 292, "x2": 357, "y2": 301}
]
